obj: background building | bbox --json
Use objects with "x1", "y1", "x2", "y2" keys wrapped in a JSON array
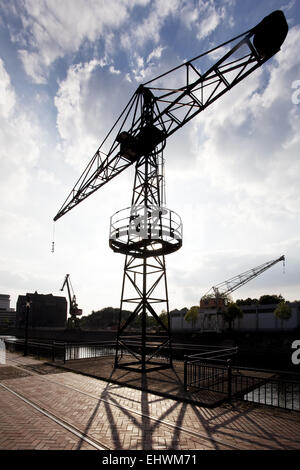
[
  {"x1": 170, "y1": 302, "x2": 300, "y2": 333},
  {"x1": 0, "y1": 294, "x2": 16, "y2": 328},
  {"x1": 16, "y1": 291, "x2": 67, "y2": 329}
]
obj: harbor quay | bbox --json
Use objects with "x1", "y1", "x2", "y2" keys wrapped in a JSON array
[{"x1": 0, "y1": 349, "x2": 300, "y2": 454}]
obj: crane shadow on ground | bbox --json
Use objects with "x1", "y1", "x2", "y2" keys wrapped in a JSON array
[{"x1": 71, "y1": 357, "x2": 300, "y2": 451}]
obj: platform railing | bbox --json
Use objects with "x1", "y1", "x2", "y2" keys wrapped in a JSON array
[
  {"x1": 4, "y1": 337, "x2": 56, "y2": 360},
  {"x1": 183, "y1": 350, "x2": 300, "y2": 411},
  {"x1": 232, "y1": 367, "x2": 300, "y2": 411},
  {"x1": 183, "y1": 347, "x2": 238, "y2": 400}
]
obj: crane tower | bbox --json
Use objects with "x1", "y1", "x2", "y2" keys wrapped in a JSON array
[{"x1": 54, "y1": 11, "x2": 288, "y2": 372}]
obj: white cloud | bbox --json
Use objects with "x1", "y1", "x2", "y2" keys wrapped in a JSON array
[
  {"x1": 147, "y1": 45, "x2": 165, "y2": 63},
  {"x1": 120, "y1": 0, "x2": 180, "y2": 56},
  {"x1": 120, "y1": 0, "x2": 235, "y2": 82},
  {"x1": 180, "y1": 0, "x2": 231, "y2": 40},
  {"x1": 281, "y1": 0, "x2": 296, "y2": 12},
  {"x1": 18, "y1": 50, "x2": 48, "y2": 84},
  {"x1": 54, "y1": 59, "x2": 104, "y2": 169},
  {"x1": 133, "y1": 0, "x2": 179, "y2": 45},
  {"x1": 189, "y1": 25, "x2": 300, "y2": 203},
  {"x1": 8, "y1": 0, "x2": 150, "y2": 83},
  {"x1": 197, "y1": 3, "x2": 226, "y2": 40},
  {"x1": 126, "y1": 45, "x2": 166, "y2": 82},
  {"x1": 0, "y1": 58, "x2": 63, "y2": 307},
  {"x1": 0, "y1": 58, "x2": 43, "y2": 205},
  {"x1": 0, "y1": 59, "x2": 16, "y2": 117},
  {"x1": 54, "y1": 58, "x2": 135, "y2": 170},
  {"x1": 109, "y1": 65, "x2": 121, "y2": 75}
]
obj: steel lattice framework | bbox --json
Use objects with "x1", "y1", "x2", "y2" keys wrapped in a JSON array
[
  {"x1": 203, "y1": 255, "x2": 286, "y2": 300},
  {"x1": 53, "y1": 12, "x2": 288, "y2": 223},
  {"x1": 54, "y1": 11, "x2": 288, "y2": 373}
]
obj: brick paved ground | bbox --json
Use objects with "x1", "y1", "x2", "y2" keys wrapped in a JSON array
[
  {"x1": 55, "y1": 355, "x2": 276, "y2": 407},
  {"x1": 0, "y1": 351, "x2": 300, "y2": 450}
]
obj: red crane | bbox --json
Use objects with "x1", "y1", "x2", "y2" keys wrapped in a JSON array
[{"x1": 60, "y1": 274, "x2": 82, "y2": 329}]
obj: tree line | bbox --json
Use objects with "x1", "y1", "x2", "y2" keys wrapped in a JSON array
[
  {"x1": 80, "y1": 295, "x2": 293, "y2": 331},
  {"x1": 80, "y1": 306, "x2": 169, "y2": 331}
]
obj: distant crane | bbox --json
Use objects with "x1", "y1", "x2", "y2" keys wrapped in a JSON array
[
  {"x1": 200, "y1": 255, "x2": 285, "y2": 331},
  {"x1": 201, "y1": 255, "x2": 285, "y2": 307},
  {"x1": 54, "y1": 11, "x2": 288, "y2": 372},
  {"x1": 60, "y1": 274, "x2": 82, "y2": 329}
]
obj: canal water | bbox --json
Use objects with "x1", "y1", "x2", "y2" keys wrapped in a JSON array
[{"x1": 244, "y1": 380, "x2": 300, "y2": 411}]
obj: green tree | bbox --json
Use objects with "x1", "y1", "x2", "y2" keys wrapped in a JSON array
[
  {"x1": 159, "y1": 309, "x2": 168, "y2": 329},
  {"x1": 236, "y1": 297, "x2": 259, "y2": 306},
  {"x1": 184, "y1": 305, "x2": 200, "y2": 328},
  {"x1": 80, "y1": 307, "x2": 131, "y2": 330},
  {"x1": 259, "y1": 294, "x2": 284, "y2": 305},
  {"x1": 224, "y1": 302, "x2": 243, "y2": 330},
  {"x1": 274, "y1": 301, "x2": 292, "y2": 321}
]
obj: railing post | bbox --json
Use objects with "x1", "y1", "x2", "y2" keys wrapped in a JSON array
[
  {"x1": 184, "y1": 355, "x2": 188, "y2": 391},
  {"x1": 227, "y1": 359, "x2": 232, "y2": 402},
  {"x1": 64, "y1": 343, "x2": 66, "y2": 364}
]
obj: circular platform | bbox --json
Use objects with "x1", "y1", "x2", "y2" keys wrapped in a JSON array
[{"x1": 109, "y1": 205, "x2": 182, "y2": 258}]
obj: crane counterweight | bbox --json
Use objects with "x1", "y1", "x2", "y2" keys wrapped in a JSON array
[{"x1": 253, "y1": 10, "x2": 289, "y2": 59}]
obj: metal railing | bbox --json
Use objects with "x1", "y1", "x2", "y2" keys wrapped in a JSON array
[
  {"x1": 3, "y1": 338, "x2": 127, "y2": 363},
  {"x1": 183, "y1": 347, "x2": 238, "y2": 399},
  {"x1": 65, "y1": 341, "x2": 119, "y2": 361},
  {"x1": 4, "y1": 338, "x2": 56, "y2": 360},
  {"x1": 184, "y1": 351, "x2": 300, "y2": 412},
  {"x1": 4, "y1": 337, "x2": 238, "y2": 364},
  {"x1": 232, "y1": 367, "x2": 300, "y2": 411}
]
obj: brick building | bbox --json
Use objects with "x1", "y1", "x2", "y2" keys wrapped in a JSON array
[
  {"x1": 16, "y1": 291, "x2": 67, "y2": 329},
  {"x1": 0, "y1": 294, "x2": 16, "y2": 328},
  {"x1": 170, "y1": 302, "x2": 300, "y2": 333}
]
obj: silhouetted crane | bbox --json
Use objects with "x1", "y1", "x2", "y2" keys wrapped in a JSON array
[
  {"x1": 60, "y1": 274, "x2": 82, "y2": 329},
  {"x1": 201, "y1": 255, "x2": 285, "y2": 307},
  {"x1": 54, "y1": 11, "x2": 288, "y2": 372}
]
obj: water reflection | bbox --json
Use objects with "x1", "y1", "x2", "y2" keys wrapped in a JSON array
[
  {"x1": 244, "y1": 381, "x2": 300, "y2": 411},
  {"x1": 0, "y1": 339, "x2": 6, "y2": 364},
  {"x1": 66, "y1": 344, "x2": 118, "y2": 361}
]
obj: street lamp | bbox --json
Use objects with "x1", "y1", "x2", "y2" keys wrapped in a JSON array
[{"x1": 24, "y1": 294, "x2": 31, "y2": 356}]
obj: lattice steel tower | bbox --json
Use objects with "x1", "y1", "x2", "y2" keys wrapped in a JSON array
[{"x1": 109, "y1": 87, "x2": 182, "y2": 372}]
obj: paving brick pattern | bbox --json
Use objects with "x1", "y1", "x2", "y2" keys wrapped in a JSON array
[
  {"x1": 0, "y1": 386, "x2": 94, "y2": 450},
  {"x1": 0, "y1": 352, "x2": 300, "y2": 450}
]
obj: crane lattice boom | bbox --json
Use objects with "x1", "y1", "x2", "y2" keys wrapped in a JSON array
[
  {"x1": 54, "y1": 11, "x2": 288, "y2": 222},
  {"x1": 201, "y1": 255, "x2": 285, "y2": 305}
]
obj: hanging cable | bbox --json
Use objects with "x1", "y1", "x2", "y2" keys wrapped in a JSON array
[{"x1": 51, "y1": 222, "x2": 55, "y2": 253}]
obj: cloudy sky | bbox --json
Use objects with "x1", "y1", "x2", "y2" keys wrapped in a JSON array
[{"x1": 0, "y1": 0, "x2": 300, "y2": 317}]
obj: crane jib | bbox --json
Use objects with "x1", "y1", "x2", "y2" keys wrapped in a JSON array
[{"x1": 53, "y1": 10, "x2": 288, "y2": 222}]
